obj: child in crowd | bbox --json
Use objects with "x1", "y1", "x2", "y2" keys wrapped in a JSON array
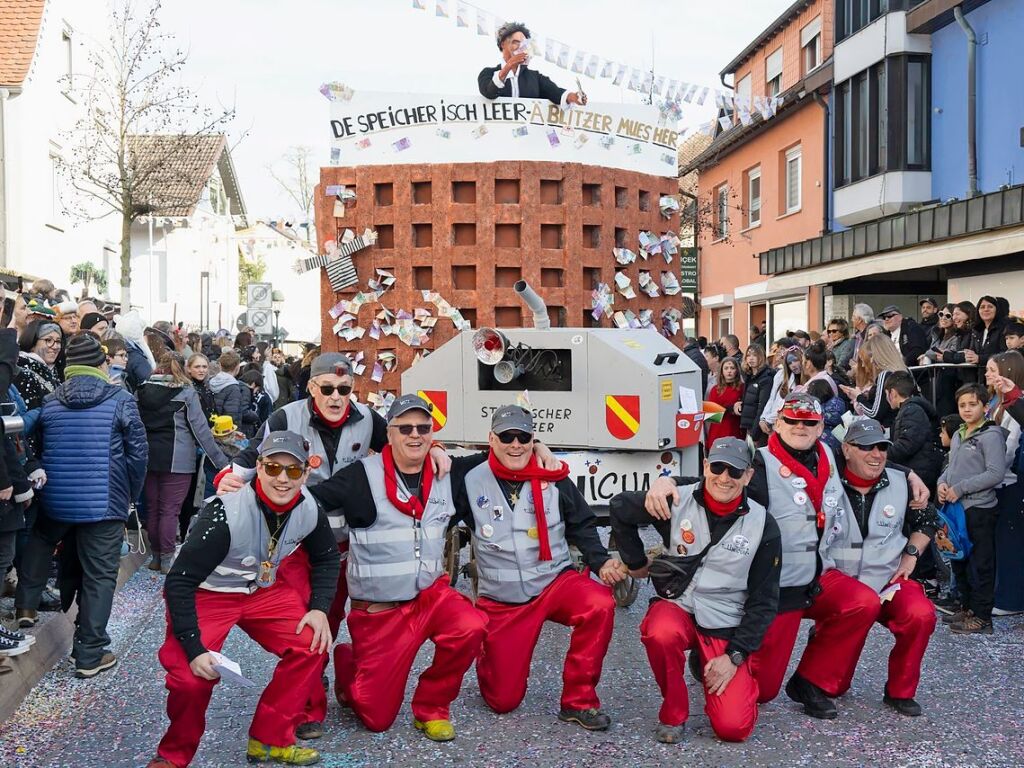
[
  {"x1": 804, "y1": 379, "x2": 844, "y2": 454},
  {"x1": 937, "y1": 384, "x2": 1009, "y2": 635},
  {"x1": 939, "y1": 413, "x2": 964, "y2": 450},
  {"x1": 239, "y1": 370, "x2": 273, "y2": 433},
  {"x1": 1004, "y1": 322, "x2": 1023, "y2": 351},
  {"x1": 883, "y1": 371, "x2": 944, "y2": 490},
  {"x1": 103, "y1": 338, "x2": 129, "y2": 388}
]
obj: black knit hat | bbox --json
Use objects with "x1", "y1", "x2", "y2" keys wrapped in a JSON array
[
  {"x1": 65, "y1": 333, "x2": 106, "y2": 368},
  {"x1": 80, "y1": 312, "x2": 107, "y2": 331}
]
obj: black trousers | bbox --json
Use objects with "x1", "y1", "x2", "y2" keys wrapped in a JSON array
[
  {"x1": 15, "y1": 514, "x2": 123, "y2": 668},
  {"x1": 951, "y1": 503, "x2": 999, "y2": 620}
]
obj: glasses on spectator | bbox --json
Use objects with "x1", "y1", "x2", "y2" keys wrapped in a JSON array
[
  {"x1": 827, "y1": 328, "x2": 842, "y2": 334},
  {"x1": 781, "y1": 416, "x2": 820, "y2": 427},
  {"x1": 318, "y1": 383, "x2": 352, "y2": 397},
  {"x1": 851, "y1": 443, "x2": 888, "y2": 453},
  {"x1": 258, "y1": 460, "x2": 306, "y2": 479},
  {"x1": 497, "y1": 430, "x2": 533, "y2": 445},
  {"x1": 878, "y1": 313, "x2": 897, "y2": 320},
  {"x1": 709, "y1": 462, "x2": 745, "y2": 479},
  {"x1": 41, "y1": 337, "x2": 61, "y2": 347},
  {"x1": 391, "y1": 423, "x2": 432, "y2": 436},
  {"x1": 938, "y1": 312, "x2": 953, "y2": 319}
]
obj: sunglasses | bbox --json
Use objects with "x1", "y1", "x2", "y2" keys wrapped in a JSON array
[
  {"x1": 827, "y1": 328, "x2": 842, "y2": 334},
  {"x1": 497, "y1": 430, "x2": 533, "y2": 445},
  {"x1": 879, "y1": 313, "x2": 897, "y2": 320},
  {"x1": 318, "y1": 383, "x2": 353, "y2": 397},
  {"x1": 938, "y1": 312, "x2": 953, "y2": 319},
  {"x1": 259, "y1": 460, "x2": 306, "y2": 479},
  {"x1": 709, "y1": 462, "x2": 745, "y2": 479},
  {"x1": 851, "y1": 442, "x2": 889, "y2": 452},
  {"x1": 781, "y1": 416, "x2": 821, "y2": 427},
  {"x1": 391, "y1": 423, "x2": 433, "y2": 436}
]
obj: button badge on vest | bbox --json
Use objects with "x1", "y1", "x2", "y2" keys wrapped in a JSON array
[
  {"x1": 491, "y1": 505, "x2": 504, "y2": 521},
  {"x1": 476, "y1": 494, "x2": 490, "y2": 509},
  {"x1": 824, "y1": 496, "x2": 838, "y2": 508},
  {"x1": 791, "y1": 477, "x2": 807, "y2": 489},
  {"x1": 676, "y1": 543, "x2": 688, "y2": 554},
  {"x1": 883, "y1": 504, "x2": 897, "y2": 518},
  {"x1": 793, "y1": 491, "x2": 808, "y2": 506},
  {"x1": 527, "y1": 526, "x2": 539, "y2": 539},
  {"x1": 481, "y1": 524, "x2": 494, "y2": 538},
  {"x1": 780, "y1": 466, "x2": 793, "y2": 478},
  {"x1": 308, "y1": 455, "x2": 324, "y2": 470}
]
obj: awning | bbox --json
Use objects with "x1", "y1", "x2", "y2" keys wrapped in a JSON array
[
  {"x1": 700, "y1": 293, "x2": 733, "y2": 309},
  {"x1": 763, "y1": 224, "x2": 1024, "y2": 293},
  {"x1": 734, "y1": 281, "x2": 808, "y2": 303}
]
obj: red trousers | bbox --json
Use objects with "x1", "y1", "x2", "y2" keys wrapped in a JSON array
[
  {"x1": 475, "y1": 569, "x2": 615, "y2": 713},
  {"x1": 640, "y1": 600, "x2": 759, "y2": 742},
  {"x1": 333, "y1": 577, "x2": 487, "y2": 731},
  {"x1": 873, "y1": 578, "x2": 936, "y2": 698},
  {"x1": 750, "y1": 568, "x2": 881, "y2": 702},
  {"x1": 155, "y1": 582, "x2": 326, "y2": 768}
]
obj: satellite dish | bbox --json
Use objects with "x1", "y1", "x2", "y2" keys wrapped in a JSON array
[{"x1": 472, "y1": 328, "x2": 509, "y2": 365}]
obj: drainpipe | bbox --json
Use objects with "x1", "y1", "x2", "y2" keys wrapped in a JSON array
[
  {"x1": 954, "y1": 6, "x2": 980, "y2": 198},
  {"x1": 812, "y1": 91, "x2": 831, "y2": 234},
  {"x1": 0, "y1": 88, "x2": 9, "y2": 269}
]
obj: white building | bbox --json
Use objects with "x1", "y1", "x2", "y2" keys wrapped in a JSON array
[
  {"x1": 128, "y1": 133, "x2": 247, "y2": 329},
  {"x1": 0, "y1": 0, "x2": 121, "y2": 292}
]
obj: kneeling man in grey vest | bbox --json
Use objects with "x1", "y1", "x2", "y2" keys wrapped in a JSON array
[{"x1": 611, "y1": 437, "x2": 781, "y2": 744}]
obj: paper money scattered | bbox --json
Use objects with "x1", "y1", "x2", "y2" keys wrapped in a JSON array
[
  {"x1": 392, "y1": 137, "x2": 412, "y2": 152},
  {"x1": 512, "y1": 125, "x2": 529, "y2": 138},
  {"x1": 471, "y1": 125, "x2": 488, "y2": 139},
  {"x1": 355, "y1": 138, "x2": 371, "y2": 150},
  {"x1": 546, "y1": 129, "x2": 560, "y2": 147}
]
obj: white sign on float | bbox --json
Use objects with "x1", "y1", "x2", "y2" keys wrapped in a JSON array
[{"x1": 328, "y1": 91, "x2": 680, "y2": 178}]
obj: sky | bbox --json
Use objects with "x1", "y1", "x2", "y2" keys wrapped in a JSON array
[{"x1": 158, "y1": 0, "x2": 789, "y2": 222}]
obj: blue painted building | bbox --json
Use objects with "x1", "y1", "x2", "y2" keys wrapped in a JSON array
[{"x1": 930, "y1": 0, "x2": 1024, "y2": 200}]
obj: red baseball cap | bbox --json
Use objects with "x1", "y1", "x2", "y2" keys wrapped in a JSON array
[{"x1": 780, "y1": 392, "x2": 824, "y2": 421}]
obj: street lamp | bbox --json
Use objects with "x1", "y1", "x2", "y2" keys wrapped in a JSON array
[{"x1": 271, "y1": 289, "x2": 285, "y2": 346}]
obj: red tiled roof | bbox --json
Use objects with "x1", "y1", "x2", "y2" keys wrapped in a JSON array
[
  {"x1": 128, "y1": 134, "x2": 227, "y2": 217},
  {"x1": 0, "y1": 0, "x2": 46, "y2": 87}
]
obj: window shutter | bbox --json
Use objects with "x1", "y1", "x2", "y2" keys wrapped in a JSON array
[
  {"x1": 766, "y1": 48, "x2": 783, "y2": 83},
  {"x1": 801, "y1": 16, "x2": 822, "y2": 47}
]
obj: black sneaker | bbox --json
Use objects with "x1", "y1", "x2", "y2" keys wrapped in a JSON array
[
  {"x1": 883, "y1": 693, "x2": 923, "y2": 717},
  {"x1": 295, "y1": 721, "x2": 324, "y2": 740},
  {"x1": 0, "y1": 634, "x2": 30, "y2": 657},
  {"x1": 558, "y1": 708, "x2": 612, "y2": 731},
  {"x1": 785, "y1": 673, "x2": 837, "y2": 720},
  {"x1": 75, "y1": 652, "x2": 118, "y2": 678},
  {"x1": 0, "y1": 625, "x2": 35, "y2": 646}
]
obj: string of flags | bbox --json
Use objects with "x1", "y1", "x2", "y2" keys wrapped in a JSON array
[{"x1": 409, "y1": 0, "x2": 784, "y2": 137}]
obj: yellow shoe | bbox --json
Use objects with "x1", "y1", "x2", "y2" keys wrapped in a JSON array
[
  {"x1": 245, "y1": 737, "x2": 320, "y2": 765},
  {"x1": 413, "y1": 718, "x2": 456, "y2": 742}
]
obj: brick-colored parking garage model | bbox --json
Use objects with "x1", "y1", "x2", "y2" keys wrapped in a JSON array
[{"x1": 314, "y1": 161, "x2": 684, "y2": 398}]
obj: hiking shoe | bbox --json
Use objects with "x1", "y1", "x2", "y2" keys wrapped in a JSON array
[
  {"x1": 785, "y1": 673, "x2": 837, "y2": 719},
  {"x1": 0, "y1": 634, "x2": 30, "y2": 657},
  {"x1": 75, "y1": 652, "x2": 118, "y2": 678},
  {"x1": 15, "y1": 609, "x2": 37, "y2": 629},
  {"x1": 883, "y1": 693, "x2": 923, "y2": 717},
  {"x1": 655, "y1": 722, "x2": 685, "y2": 743},
  {"x1": 413, "y1": 718, "x2": 456, "y2": 742},
  {"x1": 942, "y1": 608, "x2": 971, "y2": 625},
  {"x1": 558, "y1": 708, "x2": 612, "y2": 731},
  {"x1": 950, "y1": 615, "x2": 993, "y2": 635},
  {"x1": 295, "y1": 721, "x2": 324, "y2": 740},
  {"x1": 245, "y1": 738, "x2": 320, "y2": 765},
  {"x1": 0, "y1": 625, "x2": 35, "y2": 646},
  {"x1": 687, "y1": 650, "x2": 704, "y2": 682}
]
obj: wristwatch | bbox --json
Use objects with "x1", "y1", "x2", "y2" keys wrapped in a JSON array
[
  {"x1": 903, "y1": 543, "x2": 920, "y2": 558},
  {"x1": 728, "y1": 649, "x2": 746, "y2": 666}
]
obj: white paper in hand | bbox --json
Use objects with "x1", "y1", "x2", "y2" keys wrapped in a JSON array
[
  {"x1": 210, "y1": 651, "x2": 256, "y2": 687},
  {"x1": 879, "y1": 582, "x2": 901, "y2": 603}
]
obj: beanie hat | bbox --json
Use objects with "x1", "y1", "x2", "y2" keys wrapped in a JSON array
[
  {"x1": 65, "y1": 333, "x2": 106, "y2": 368},
  {"x1": 81, "y1": 312, "x2": 107, "y2": 331}
]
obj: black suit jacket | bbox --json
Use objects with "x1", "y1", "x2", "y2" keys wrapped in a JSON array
[
  {"x1": 897, "y1": 318, "x2": 929, "y2": 366},
  {"x1": 478, "y1": 65, "x2": 565, "y2": 105}
]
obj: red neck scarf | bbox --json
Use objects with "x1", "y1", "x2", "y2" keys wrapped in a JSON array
[
  {"x1": 488, "y1": 452, "x2": 570, "y2": 561},
  {"x1": 702, "y1": 488, "x2": 743, "y2": 517},
  {"x1": 768, "y1": 432, "x2": 830, "y2": 528},
  {"x1": 843, "y1": 466, "x2": 879, "y2": 491},
  {"x1": 382, "y1": 444, "x2": 434, "y2": 520},
  {"x1": 254, "y1": 479, "x2": 303, "y2": 515},
  {"x1": 311, "y1": 398, "x2": 349, "y2": 429}
]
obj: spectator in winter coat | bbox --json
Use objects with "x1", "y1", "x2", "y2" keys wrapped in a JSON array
[
  {"x1": 240, "y1": 370, "x2": 273, "y2": 432},
  {"x1": 113, "y1": 310, "x2": 155, "y2": 392},
  {"x1": 804, "y1": 379, "x2": 844, "y2": 454},
  {"x1": 878, "y1": 305, "x2": 929, "y2": 368},
  {"x1": 942, "y1": 301, "x2": 981, "y2": 391},
  {"x1": 1004, "y1": 322, "x2": 1024, "y2": 352},
  {"x1": 738, "y1": 345, "x2": 774, "y2": 447},
  {"x1": 921, "y1": 304, "x2": 961, "y2": 418},
  {"x1": 185, "y1": 354, "x2": 216, "y2": 421},
  {"x1": 208, "y1": 349, "x2": 255, "y2": 435},
  {"x1": 826, "y1": 318, "x2": 855, "y2": 372},
  {"x1": 842, "y1": 336, "x2": 908, "y2": 430},
  {"x1": 681, "y1": 332, "x2": 709, "y2": 396},
  {"x1": 882, "y1": 371, "x2": 944, "y2": 490},
  {"x1": 137, "y1": 353, "x2": 229, "y2": 573},
  {"x1": 966, "y1": 295, "x2": 1008, "y2": 373},
  {"x1": 16, "y1": 320, "x2": 64, "y2": 456},
  {"x1": 14, "y1": 332, "x2": 148, "y2": 677},
  {"x1": 269, "y1": 348, "x2": 293, "y2": 409},
  {"x1": 919, "y1": 297, "x2": 940, "y2": 336},
  {"x1": 705, "y1": 358, "x2": 744, "y2": 443}
]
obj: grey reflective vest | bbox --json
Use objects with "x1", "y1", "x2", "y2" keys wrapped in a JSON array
[
  {"x1": 671, "y1": 485, "x2": 767, "y2": 629},
  {"x1": 281, "y1": 399, "x2": 374, "y2": 541},
  {"x1": 463, "y1": 463, "x2": 573, "y2": 604},
  {"x1": 346, "y1": 454, "x2": 453, "y2": 602},
  {"x1": 758, "y1": 444, "x2": 850, "y2": 587},
  {"x1": 199, "y1": 483, "x2": 320, "y2": 594},
  {"x1": 832, "y1": 469, "x2": 908, "y2": 592}
]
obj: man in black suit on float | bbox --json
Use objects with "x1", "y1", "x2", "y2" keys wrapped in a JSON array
[{"x1": 478, "y1": 22, "x2": 587, "y2": 107}]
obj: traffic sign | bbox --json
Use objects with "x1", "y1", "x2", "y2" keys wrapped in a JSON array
[
  {"x1": 246, "y1": 282, "x2": 273, "y2": 309},
  {"x1": 249, "y1": 308, "x2": 273, "y2": 336}
]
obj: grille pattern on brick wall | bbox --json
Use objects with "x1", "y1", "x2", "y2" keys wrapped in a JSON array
[{"x1": 314, "y1": 161, "x2": 683, "y2": 398}]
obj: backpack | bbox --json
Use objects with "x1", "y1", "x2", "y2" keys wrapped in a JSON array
[{"x1": 934, "y1": 501, "x2": 972, "y2": 561}]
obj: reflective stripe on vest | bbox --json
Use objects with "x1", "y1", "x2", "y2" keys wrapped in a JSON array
[
  {"x1": 759, "y1": 444, "x2": 850, "y2": 587},
  {"x1": 281, "y1": 399, "x2": 374, "y2": 542},
  {"x1": 199, "y1": 484, "x2": 319, "y2": 594},
  {"x1": 347, "y1": 454, "x2": 452, "y2": 602},
  {"x1": 671, "y1": 486, "x2": 767, "y2": 629},
  {"x1": 834, "y1": 468, "x2": 908, "y2": 592},
  {"x1": 464, "y1": 463, "x2": 572, "y2": 604}
]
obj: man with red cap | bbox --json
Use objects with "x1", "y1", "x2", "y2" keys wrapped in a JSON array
[
  {"x1": 645, "y1": 392, "x2": 930, "y2": 719},
  {"x1": 453, "y1": 405, "x2": 627, "y2": 731},
  {"x1": 835, "y1": 418, "x2": 938, "y2": 716},
  {"x1": 216, "y1": 352, "x2": 450, "y2": 739},
  {"x1": 148, "y1": 431, "x2": 339, "y2": 768},
  {"x1": 308, "y1": 394, "x2": 558, "y2": 741},
  {"x1": 612, "y1": 437, "x2": 781, "y2": 744}
]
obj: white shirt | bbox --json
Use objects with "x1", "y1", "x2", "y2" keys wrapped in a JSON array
[
  {"x1": 890, "y1": 327, "x2": 902, "y2": 351},
  {"x1": 492, "y1": 62, "x2": 570, "y2": 108}
]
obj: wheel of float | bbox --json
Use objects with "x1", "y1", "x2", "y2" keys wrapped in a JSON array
[{"x1": 613, "y1": 575, "x2": 640, "y2": 607}]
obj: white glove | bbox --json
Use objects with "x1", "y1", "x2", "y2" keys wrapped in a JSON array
[{"x1": 28, "y1": 468, "x2": 47, "y2": 489}]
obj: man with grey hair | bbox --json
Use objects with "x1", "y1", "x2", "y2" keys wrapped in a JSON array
[
  {"x1": 851, "y1": 303, "x2": 874, "y2": 360},
  {"x1": 478, "y1": 21, "x2": 585, "y2": 106}
]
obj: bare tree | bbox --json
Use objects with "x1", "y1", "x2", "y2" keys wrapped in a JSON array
[
  {"x1": 58, "y1": 0, "x2": 234, "y2": 310},
  {"x1": 268, "y1": 146, "x2": 316, "y2": 243}
]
